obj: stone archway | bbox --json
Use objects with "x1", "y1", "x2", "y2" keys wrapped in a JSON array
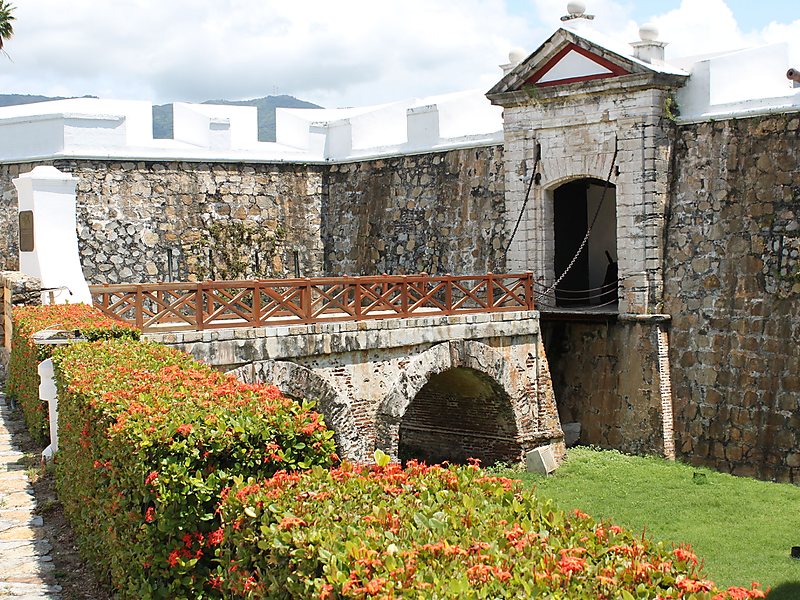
[
  {"x1": 375, "y1": 339, "x2": 531, "y2": 464},
  {"x1": 227, "y1": 360, "x2": 366, "y2": 461},
  {"x1": 398, "y1": 367, "x2": 519, "y2": 465}
]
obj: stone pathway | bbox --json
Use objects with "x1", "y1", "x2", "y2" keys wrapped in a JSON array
[{"x1": 0, "y1": 395, "x2": 62, "y2": 599}]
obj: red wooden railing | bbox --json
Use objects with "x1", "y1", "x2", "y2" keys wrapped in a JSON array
[{"x1": 89, "y1": 273, "x2": 535, "y2": 333}]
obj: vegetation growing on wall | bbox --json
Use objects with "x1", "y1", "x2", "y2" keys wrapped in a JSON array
[
  {"x1": 664, "y1": 95, "x2": 680, "y2": 123},
  {"x1": 184, "y1": 220, "x2": 287, "y2": 281}
]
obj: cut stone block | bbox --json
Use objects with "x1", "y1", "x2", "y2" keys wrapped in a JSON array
[{"x1": 526, "y1": 444, "x2": 558, "y2": 475}]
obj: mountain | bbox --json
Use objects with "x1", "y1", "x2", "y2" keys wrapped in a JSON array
[
  {"x1": 0, "y1": 94, "x2": 322, "y2": 142},
  {"x1": 0, "y1": 94, "x2": 98, "y2": 106}
]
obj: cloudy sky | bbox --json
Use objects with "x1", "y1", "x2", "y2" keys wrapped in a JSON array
[{"x1": 1, "y1": 0, "x2": 798, "y2": 108}]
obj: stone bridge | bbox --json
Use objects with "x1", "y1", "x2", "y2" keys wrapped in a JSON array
[{"x1": 145, "y1": 311, "x2": 564, "y2": 465}]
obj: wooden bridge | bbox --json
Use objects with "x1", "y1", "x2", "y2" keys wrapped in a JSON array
[{"x1": 89, "y1": 273, "x2": 535, "y2": 332}]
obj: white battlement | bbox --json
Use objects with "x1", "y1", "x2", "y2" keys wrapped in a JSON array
[
  {"x1": 672, "y1": 43, "x2": 800, "y2": 123},
  {"x1": 0, "y1": 90, "x2": 504, "y2": 164},
  {"x1": 3, "y1": 31, "x2": 797, "y2": 165}
]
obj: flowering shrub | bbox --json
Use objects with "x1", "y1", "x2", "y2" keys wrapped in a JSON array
[
  {"x1": 52, "y1": 339, "x2": 336, "y2": 599},
  {"x1": 217, "y1": 459, "x2": 766, "y2": 599},
  {"x1": 5, "y1": 303, "x2": 139, "y2": 443}
]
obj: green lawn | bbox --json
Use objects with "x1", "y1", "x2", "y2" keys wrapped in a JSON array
[{"x1": 497, "y1": 447, "x2": 800, "y2": 598}]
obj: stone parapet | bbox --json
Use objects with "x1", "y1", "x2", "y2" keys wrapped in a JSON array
[
  {"x1": 0, "y1": 271, "x2": 42, "y2": 378},
  {"x1": 146, "y1": 310, "x2": 540, "y2": 368}
]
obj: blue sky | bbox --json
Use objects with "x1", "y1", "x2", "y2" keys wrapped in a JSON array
[
  {"x1": 0, "y1": 0, "x2": 798, "y2": 108},
  {"x1": 507, "y1": 0, "x2": 798, "y2": 31}
]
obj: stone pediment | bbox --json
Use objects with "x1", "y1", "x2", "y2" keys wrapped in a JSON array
[{"x1": 487, "y1": 28, "x2": 687, "y2": 105}]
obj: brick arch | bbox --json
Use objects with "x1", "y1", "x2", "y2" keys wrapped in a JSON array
[
  {"x1": 375, "y1": 339, "x2": 529, "y2": 461},
  {"x1": 227, "y1": 360, "x2": 366, "y2": 461}
]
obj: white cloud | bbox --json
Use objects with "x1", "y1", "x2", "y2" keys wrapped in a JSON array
[
  {"x1": 651, "y1": 0, "x2": 746, "y2": 58},
  {"x1": 530, "y1": 0, "x2": 800, "y2": 73},
  {"x1": 0, "y1": 0, "x2": 532, "y2": 107},
  {"x1": 0, "y1": 0, "x2": 798, "y2": 108}
]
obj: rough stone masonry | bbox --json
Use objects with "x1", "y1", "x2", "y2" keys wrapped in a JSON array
[
  {"x1": 147, "y1": 311, "x2": 565, "y2": 466},
  {"x1": 666, "y1": 114, "x2": 800, "y2": 483}
]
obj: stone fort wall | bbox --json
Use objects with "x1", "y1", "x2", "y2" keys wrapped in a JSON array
[
  {"x1": 0, "y1": 160, "x2": 327, "y2": 284},
  {"x1": 541, "y1": 319, "x2": 666, "y2": 457},
  {"x1": 666, "y1": 113, "x2": 800, "y2": 483},
  {"x1": 322, "y1": 146, "x2": 507, "y2": 276},
  {"x1": 0, "y1": 147, "x2": 506, "y2": 284}
]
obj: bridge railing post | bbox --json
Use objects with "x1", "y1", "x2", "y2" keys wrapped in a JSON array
[
  {"x1": 444, "y1": 274, "x2": 453, "y2": 315},
  {"x1": 351, "y1": 277, "x2": 360, "y2": 320},
  {"x1": 301, "y1": 278, "x2": 312, "y2": 323},
  {"x1": 135, "y1": 285, "x2": 144, "y2": 330},
  {"x1": 487, "y1": 272, "x2": 494, "y2": 309},
  {"x1": 252, "y1": 281, "x2": 261, "y2": 326},
  {"x1": 195, "y1": 284, "x2": 204, "y2": 330},
  {"x1": 400, "y1": 275, "x2": 408, "y2": 317},
  {"x1": 525, "y1": 272, "x2": 534, "y2": 310}
]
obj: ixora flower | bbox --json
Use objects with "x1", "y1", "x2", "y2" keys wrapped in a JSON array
[
  {"x1": 557, "y1": 554, "x2": 587, "y2": 576},
  {"x1": 7, "y1": 303, "x2": 139, "y2": 444},
  {"x1": 51, "y1": 337, "x2": 336, "y2": 598},
  {"x1": 213, "y1": 461, "x2": 764, "y2": 599}
]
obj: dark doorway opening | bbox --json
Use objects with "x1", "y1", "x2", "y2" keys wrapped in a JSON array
[
  {"x1": 397, "y1": 368, "x2": 520, "y2": 466},
  {"x1": 553, "y1": 178, "x2": 617, "y2": 308}
]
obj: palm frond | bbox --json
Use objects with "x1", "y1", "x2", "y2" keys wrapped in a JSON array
[{"x1": 0, "y1": 1, "x2": 16, "y2": 49}]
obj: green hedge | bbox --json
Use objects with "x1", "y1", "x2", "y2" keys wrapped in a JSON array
[
  {"x1": 216, "y1": 457, "x2": 767, "y2": 599},
  {"x1": 52, "y1": 339, "x2": 336, "y2": 598},
  {"x1": 5, "y1": 303, "x2": 139, "y2": 443}
]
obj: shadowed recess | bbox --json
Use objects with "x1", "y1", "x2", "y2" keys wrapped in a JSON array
[{"x1": 398, "y1": 367, "x2": 520, "y2": 466}]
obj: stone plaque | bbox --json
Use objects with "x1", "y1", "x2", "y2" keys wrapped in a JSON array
[{"x1": 19, "y1": 211, "x2": 34, "y2": 252}]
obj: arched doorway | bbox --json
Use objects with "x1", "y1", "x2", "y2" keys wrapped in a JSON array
[
  {"x1": 397, "y1": 367, "x2": 520, "y2": 466},
  {"x1": 553, "y1": 178, "x2": 617, "y2": 308}
]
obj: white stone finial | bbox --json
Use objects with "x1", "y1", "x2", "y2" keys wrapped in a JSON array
[
  {"x1": 509, "y1": 47, "x2": 527, "y2": 66},
  {"x1": 561, "y1": 2, "x2": 594, "y2": 22},
  {"x1": 567, "y1": 1, "x2": 586, "y2": 17},
  {"x1": 631, "y1": 22, "x2": 666, "y2": 64},
  {"x1": 639, "y1": 22, "x2": 659, "y2": 42}
]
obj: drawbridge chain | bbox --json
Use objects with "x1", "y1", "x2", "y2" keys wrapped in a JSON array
[{"x1": 544, "y1": 136, "x2": 619, "y2": 296}]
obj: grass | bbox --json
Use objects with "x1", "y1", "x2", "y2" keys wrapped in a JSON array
[{"x1": 495, "y1": 447, "x2": 800, "y2": 598}]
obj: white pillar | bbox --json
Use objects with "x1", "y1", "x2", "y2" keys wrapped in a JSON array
[
  {"x1": 13, "y1": 166, "x2": 91, "y2": 304},
  {"x1": 39, "y1": 358, "x2": 58, "y2": 461}
]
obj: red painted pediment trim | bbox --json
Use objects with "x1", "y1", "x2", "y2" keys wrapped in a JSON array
[{"x1": 526, "y1": 42, "x2": 629, "y2": 88}]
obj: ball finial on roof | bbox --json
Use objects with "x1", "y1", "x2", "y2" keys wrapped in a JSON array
[
  {"x1": 639, "y1": 22, "x2": 659, "y2": 42},
  {"x1": 567, "y1": 1, "x2": 586, "y2": 17},
  {"x1": 509, "y1": 47, "x2": 527, "y2": 66},
  {"x1": 561, "y1": 2, "x2": 593, "y2": 22}
]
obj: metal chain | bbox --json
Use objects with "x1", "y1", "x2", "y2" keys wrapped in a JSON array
[
  {"x1": 545, "y1": 138, "x2": 619, "y2": 295},
  {"x1": 503, "y1": 145, "x2": 540, "y2": 258}
]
